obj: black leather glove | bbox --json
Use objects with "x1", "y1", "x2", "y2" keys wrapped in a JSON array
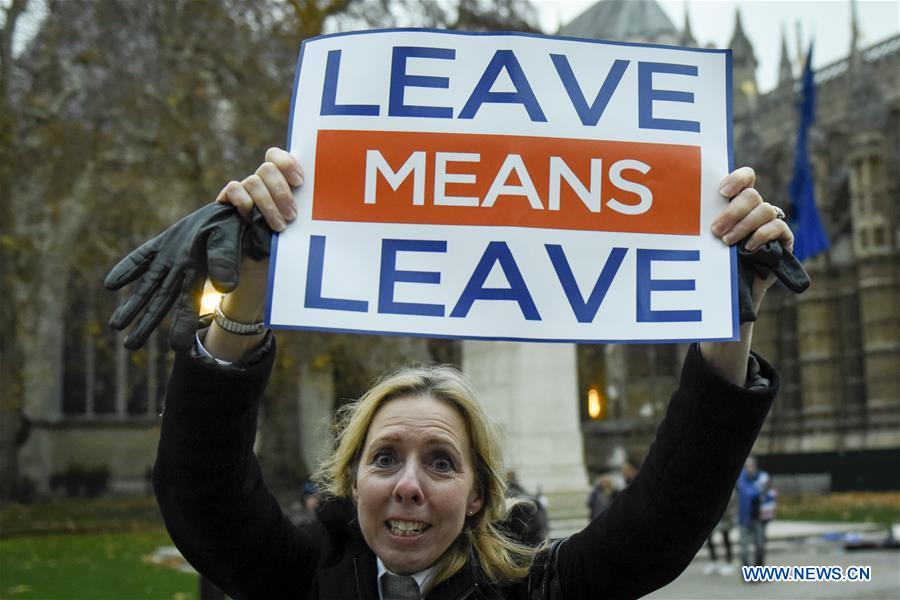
[
  {"x1": 105, "y1": 203, "x2": 271, "y2": 351},
  {"x1": 737, "y1": 238, "x2": 811, "y2": 323}
]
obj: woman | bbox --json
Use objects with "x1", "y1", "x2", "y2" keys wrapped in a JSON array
[{"x1": 152, "y1": 147, "x2": 792, "y2": 599}]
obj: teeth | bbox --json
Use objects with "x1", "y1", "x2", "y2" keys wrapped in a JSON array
[{"x1": 387, "y1": 520, "x2": 429, "y2": 536}]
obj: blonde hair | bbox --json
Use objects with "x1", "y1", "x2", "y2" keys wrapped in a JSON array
[{"x1": 313, "y1": 364, "x2": 539, "y2": 588}]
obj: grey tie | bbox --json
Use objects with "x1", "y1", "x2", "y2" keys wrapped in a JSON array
[{"x1": 381, "y1": 573, "x2": 420, "y2": 600}]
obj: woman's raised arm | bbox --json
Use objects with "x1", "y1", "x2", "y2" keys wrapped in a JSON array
[
  {"x1": 205, "y1": 148, "x2": 303, "y2": 362},
  {"x1": 700, "y1": 167, "x2": 794, "y2": 385}
]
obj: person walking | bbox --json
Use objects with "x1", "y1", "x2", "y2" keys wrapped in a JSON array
[
  {"x1": 503, "y1": 471, "x2": 549, "y2": 547},
  {"x1": 738, "y1": 456, "x2": 770, "y2": 568},
  {"x1": 586, "y1": 475, "x2": 612, "y2": 521},
  {"x1": 704, "y1": 489, "x2": 737, "y2": 575}
]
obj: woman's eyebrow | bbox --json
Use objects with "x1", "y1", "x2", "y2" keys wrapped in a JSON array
[
  {"x1": 366, "y1": 433, "x2": 403, "y2": 448},
  {"x1": 421, "y1": 436, "x2": 464, "y2": 456},
  {"x1": 368, "y1": 431, "x2": 463, "y2": 454}
]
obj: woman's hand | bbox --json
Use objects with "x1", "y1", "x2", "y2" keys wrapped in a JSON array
[
  {"x1": 710, "y1": 166, "x2": 794, "y2": 309},
  {"x1": 216, "y1": 147, "x2": 304, "y2": 232},
  {"x1": 700, "y1": 166, "x2": 794, "y2": 385},
  {"x1": 205, "y1": 148, "x2": 304, "y2": 361}
]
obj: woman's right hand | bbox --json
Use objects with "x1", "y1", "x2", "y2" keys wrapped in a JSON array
[
  {"x1": 215, "y1": 147, "x2": 304, "y2": 232},
  {"x1": 205, "y1": 148, "x2": 304, "y2": 361}
]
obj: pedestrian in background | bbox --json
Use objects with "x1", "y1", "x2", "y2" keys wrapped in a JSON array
[
  {"x1": 704, "y1": 489, "x2": 737, "y2": 575},
  {"x1": 608, "y1": 457, "x2": 640, "y2": 503},
  {"x1": 502, "y1": 471, "x2": 549, "y2": 547},
  {"x1": 759, "y1": 479, "x2": 778, "y2": 527},
  {"x1": 621, "y1": 458, "x2": 639, "y2": 488},
  {"x1": 738, "y1": 456, "x2": 770, "y2": 568},
  {"x1": 587, "y1": 475, "x2": 612, "y2": 520},
  {"x1": 289, "y1": 482, "x2": 321, "y2": 527}
]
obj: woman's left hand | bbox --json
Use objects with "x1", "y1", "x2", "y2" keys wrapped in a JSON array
[{"x1": 711, "y1": 166, "x2": 794, "y2": 306}]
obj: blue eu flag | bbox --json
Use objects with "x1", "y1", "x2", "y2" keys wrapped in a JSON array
[{"x1": 789, "y1": 43, "x2": 829, "y2": 261}]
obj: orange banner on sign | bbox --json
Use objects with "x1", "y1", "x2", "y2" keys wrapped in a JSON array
[{"x1": 313, "y1": 130, "x2": 700, "y2": 235}]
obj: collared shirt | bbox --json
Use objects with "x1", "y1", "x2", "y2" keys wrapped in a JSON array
[{"x1": 377, "y1": 557, "x2": 435, "y2": 600}]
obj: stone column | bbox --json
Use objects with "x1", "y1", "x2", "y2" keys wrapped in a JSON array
[
  {"x1": 462, "y1": 341, "x2": 588, "y2": 536},
  {"x1": 850, "y1": 132, "x2": 900, "y2": 450},
  {"x1": 794, "y1": 260, "x2": 842, "y2": 451},
  {"x1": 18, "y1": 285, "x2": 71, "y2": 492}
]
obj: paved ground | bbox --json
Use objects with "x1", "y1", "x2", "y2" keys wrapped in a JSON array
[{"x1": 645, "y1": 523, "x2": 900, "y2": 600}]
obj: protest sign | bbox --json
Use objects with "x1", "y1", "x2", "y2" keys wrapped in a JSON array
[{"x1": 266, "y1": 29, "x2": 737, "y2": 343}]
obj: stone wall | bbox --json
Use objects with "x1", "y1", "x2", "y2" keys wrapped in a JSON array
[{"x1": 19, "y1": 421, "x2": 160, "y2": 494}]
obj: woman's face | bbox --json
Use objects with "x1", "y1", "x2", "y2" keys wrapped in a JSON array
[{"x1": 353, "y1": 394, "x2": 483, "y2": 574}]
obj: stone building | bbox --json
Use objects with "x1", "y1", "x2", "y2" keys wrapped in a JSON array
[{"x1": 567, "y1": 0, "x2": 900, "y2": 492}]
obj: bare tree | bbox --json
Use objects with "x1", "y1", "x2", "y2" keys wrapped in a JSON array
[
  {"x1": 0, "y1": 0, "x2": 31, "y2": 500},
  {"x1": 0, "y1": 0, "x2": 539, "y2": 498}
]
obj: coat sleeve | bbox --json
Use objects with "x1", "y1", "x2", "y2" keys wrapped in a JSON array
[
  {"x1": 152, "y1": 336, "x2": 319, "y2": 599},
  {"x1": 553, "y1": 344, "x2": 778, "y2": 600}
]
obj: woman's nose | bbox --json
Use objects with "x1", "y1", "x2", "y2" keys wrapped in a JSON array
[{"x1": 393, "y1": 462, "x2": 424, "y2": 504}]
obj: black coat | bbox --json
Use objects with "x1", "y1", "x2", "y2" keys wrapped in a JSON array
[{"x1": 153, "y1": 339, "x2": 776, "y2": 599}]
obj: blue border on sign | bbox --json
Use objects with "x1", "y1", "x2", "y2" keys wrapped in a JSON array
[
  {"x1": 265, "y1": 42, "x2": 306, "y2": 328},
  {"x1": 724, "y1": 48, "x2": 739, "y2": 340},
  {"x1": 266, "y1": 322, "x2": 740, "y2": 345},
  {"x1": 264, "y1": 28, "x2": 739, "y2": 344}
]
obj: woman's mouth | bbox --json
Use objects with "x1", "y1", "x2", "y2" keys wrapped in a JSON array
[{"x1": 386, "y1": 520, "x2": 431, "y2": 537}]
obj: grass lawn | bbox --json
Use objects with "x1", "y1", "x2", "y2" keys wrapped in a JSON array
[
  {"x1": 0, "y1": 527, "x2": 196, "y2": 600},
  {"x1": 778, "y1": 491, "x2": 900, "y2": 524},
  {"x1": 0, "y1": 496, "x2": 165, "y2": 537},
  {"x1": 1, "y1": 496, "x2": 199, "y2": 600}
]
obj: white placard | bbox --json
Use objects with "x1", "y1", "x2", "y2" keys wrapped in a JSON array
[{"x1": 266, "y1": 29, "x2": 737, "y2": 343}]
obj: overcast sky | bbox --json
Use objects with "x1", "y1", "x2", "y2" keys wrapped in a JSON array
[
  {"x1": 5, "y1": 0, "x2": 897, "y2": 94},
  {"x1": 535, "y1": 0, "x2": 900, "y2": 93}
]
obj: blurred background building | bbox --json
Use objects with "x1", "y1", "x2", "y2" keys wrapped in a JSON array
[{"x1": 570, "y1": 0, "x2": 900, "y2": 495}]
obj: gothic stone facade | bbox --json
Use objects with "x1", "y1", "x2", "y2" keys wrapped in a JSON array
[{"x1": 574, "y1": 4, "x2": 900, "y2": 492}]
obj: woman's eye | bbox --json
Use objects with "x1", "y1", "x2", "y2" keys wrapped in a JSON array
[
  {"x1": 432, "y1": 456, "x2": 455, "y2": 472},
  {"x1": 373, "y1": 453, "x2": 395, "y2": 468}
]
